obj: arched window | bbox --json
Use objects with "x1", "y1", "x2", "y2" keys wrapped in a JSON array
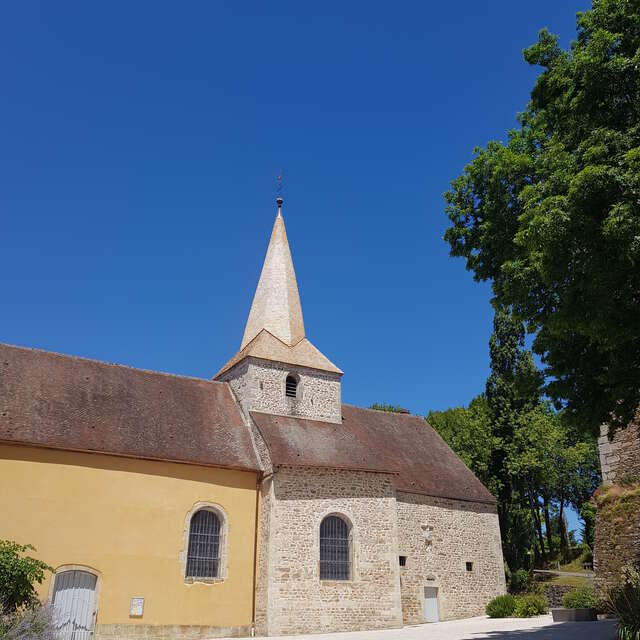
[
  {"x1": 285, "y1": 375, "x2": 298, "y2": 398},
  {"x1": 320, "y1": 515, "x2": 351, "y2": 580},
  {"x1": 186, "y1": 509, "x2": 221, "y2": 578}
]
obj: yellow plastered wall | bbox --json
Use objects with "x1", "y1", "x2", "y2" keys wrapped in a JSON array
[{"x1": 0, "y1": 444, "x2": 258, "y2": 629}]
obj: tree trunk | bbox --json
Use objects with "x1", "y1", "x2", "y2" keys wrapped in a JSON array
[
  {"x1": 543, "y1": 495, "x2": 554, "y2": 557},
  {"x1": 533, "y1": 500, "x2": 546, "y2": 562},
  {"x1": 527, "y1": 484, "x2": 545, "y2": 564},
  {"x1": 559, "y1": 499, "x2": 569, "y2": 562}
]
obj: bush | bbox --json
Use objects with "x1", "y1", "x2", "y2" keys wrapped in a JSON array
[
  {"x1": 513, "y1": 594, "x2": 548, "y2": 617},
  {"x1": 486, "y1": 594, "x2": 517, "y2": 618},
  {"x1": 562, "y1": 586, "x2": 599, "y2": 609},
  {"x1": 509, "y1": 568, "x2": 530, "y2": 593},
  {"x1": 0, "y1": 541, "x2": 52, "y2": 615},
  {"x1": 607, "y1": 564, "x2": 640, "y2": 640}
]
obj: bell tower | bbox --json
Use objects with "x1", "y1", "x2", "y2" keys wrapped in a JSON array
[{"x1": 215, "y1": 197, "x2": 343, "y2": 424}]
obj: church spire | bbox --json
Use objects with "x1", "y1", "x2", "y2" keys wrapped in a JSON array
[{"x1": 240, "y1": 197, "x2": 306, "y2": 349}]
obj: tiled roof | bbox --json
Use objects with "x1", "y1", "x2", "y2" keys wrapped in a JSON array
[
  {"x1": 251, "y1": 406, "x2": 496, "y2": 504},
  {"x1": 0, "y1": 343, "x2": 260, "y2": 471},
  {"x1": 215, "y1": 329, "x2": 343, "y2": 378}
]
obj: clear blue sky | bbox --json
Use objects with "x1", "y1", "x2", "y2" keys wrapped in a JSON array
[{"x1": 1, "y1": 1, "x2": 588, "y2": 532}]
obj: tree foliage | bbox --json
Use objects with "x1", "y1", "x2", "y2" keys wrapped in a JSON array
[
  {"x1": 428, "y1": 308, "x2": 600, "y2": 569},
  {"x1": 0, "y1": 541, "x2": 52, "y2": 615},
  {"x1": 369, "y1": 402, "x2": 408, "y2": 413},
  {"x1": 426, "y1": 395, "x2": 493, "y2": 486},
  {"x1": 444, "y1": 0, "x2": 640, "y2": 435}
]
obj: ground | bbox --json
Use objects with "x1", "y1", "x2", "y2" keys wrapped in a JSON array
[{"x1": 237, "y1": 616, "x2": 616, "y2": 640}]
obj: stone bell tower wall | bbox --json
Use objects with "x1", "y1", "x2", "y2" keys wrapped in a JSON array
[{"x1": 220, "y1": 358, "x2": 342, "y2": 424}]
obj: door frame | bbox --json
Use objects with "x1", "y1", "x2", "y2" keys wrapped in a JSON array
[
  {"x1": 47, "y1": 564, "x2": 102, "y2": 632},
  {"x1": 422, "y1": 584, "x2": 440, "y2": 623}
]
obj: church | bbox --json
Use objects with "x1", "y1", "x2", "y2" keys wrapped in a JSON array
[{"x1": 0, "y1": 198, "x2": 506, "y2": 639}]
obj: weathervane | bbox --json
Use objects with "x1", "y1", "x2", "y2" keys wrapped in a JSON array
[{"x1": 276, "y1": 169, "x2": 284, "y2": 211}]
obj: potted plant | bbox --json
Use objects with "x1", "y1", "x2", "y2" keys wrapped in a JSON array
[{"x1": 551, "y1": 586, "x2": 598, "y2": 622}]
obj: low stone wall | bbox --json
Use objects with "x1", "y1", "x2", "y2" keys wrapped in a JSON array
[
  {"x1": 594, "y1": 486, "x2": 640, "y2": 596},
  {"x1": 95, "y1": 624, "x2": 251, "y2": 639},
  {"x1": 543, "y1": 584, "x2": 574, "y2": 608}
]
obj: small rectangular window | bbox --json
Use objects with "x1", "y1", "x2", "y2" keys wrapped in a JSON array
[
  {"x1": 399, "y1": 555, "x2": 407, "y2": 567},
  {"x1": 466, "y1": 561, "x2": 473, "y2": 572}
]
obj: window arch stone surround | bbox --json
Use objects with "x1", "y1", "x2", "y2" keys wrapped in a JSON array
[
  {"x1": 316, "y1": 510, "x2": 356, "y2": 582},
  {"x1": 180, "y1": 502, "x2": 229, "y2": 584}
]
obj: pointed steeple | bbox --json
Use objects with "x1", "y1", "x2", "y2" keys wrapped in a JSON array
[
  {"x1": 240, "y1": 197, "x2": 305, "y2": 349},
  {"x1": 214, "y1": 196, "x2": 342, "y2": 380}
]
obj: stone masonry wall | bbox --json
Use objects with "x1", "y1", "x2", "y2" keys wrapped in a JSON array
[
  {"x1": 595, "y1": 410, "x2": 640, "y2": 594},
  {"x1": 598, "y1": 419, "x2": 640, "y2": 484},
  {"x1": 396, "y1": 492, "x2": 506, "y2": 623},
  {"x1": 263, "y1": 466, "x2": 403, "y2": 635},
  {"x1": 594, "y1": 491, "x2": 640, "y2": 596},
  {"x1": 221, "y1": 359, "x2": 342, "y2": 424}
]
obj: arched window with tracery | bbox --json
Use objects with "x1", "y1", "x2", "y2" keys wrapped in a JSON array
[
  {"x1": 186, "y1": 509, "x2": 221, "y2": 578},
  {"x1": 319, "y1": 514, "x2": 351, "y2": 580}
]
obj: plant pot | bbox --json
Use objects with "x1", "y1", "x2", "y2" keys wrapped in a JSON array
[{"x1": 551, "y1": 608, "x2": 597, "y2": 622}]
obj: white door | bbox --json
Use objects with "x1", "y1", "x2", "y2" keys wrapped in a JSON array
[
  {"x1": 51, "y1": 570, "x2": 98, "y2": 640},
  {"x1": 423, "y1": 586, "x2": 439, "y2": 623}
]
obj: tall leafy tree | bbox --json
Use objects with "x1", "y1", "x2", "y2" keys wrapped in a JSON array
[
  {"x1": 444, "y1": 0, "x2": 640, "y2": 435},
  {"x1": 426, "y1": 395, "x2": 493, "y2": 487},
  {"x1": 485, "y1": 308, "x2": 542, "y2": 568}
]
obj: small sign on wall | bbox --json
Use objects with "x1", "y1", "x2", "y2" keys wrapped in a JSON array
[{"x1": 129, "y1": 597, "x2": 144, "y2": 617}]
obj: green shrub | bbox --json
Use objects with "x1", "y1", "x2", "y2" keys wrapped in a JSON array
[
  {"x1": 0, "y1": 541, "x2": 53, "y2": 615},
  {"x1": 486, "y1": 594, "x2": 517, "y2": 618},
  {"x1": 513, "y1": 594, "x2": 548, "y2": 617},
  {"x1": 607, "y1": 565, "x2": 640, "y2": 640},
  {"x1": 562, "y1": 586, "x2": 599, "y2": 609},
  {"x1": 509, "y1": 568, "x2": 530, "y2": 593}
]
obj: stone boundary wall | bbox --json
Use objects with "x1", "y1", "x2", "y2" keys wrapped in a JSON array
[
  {"x1": 598, "y1": 416, "x2": 640, "y2": 484},
  {"x1": 594, "y1": 491, "x2": 640, "y2": 596},
  {"x1": 396, "y1": 492, "x2": 505, "y2": 623},
  {"x1": 543, "y1": 584, "x2": 574, "y2": 608},
  {"x1": 263, "y1": 466, "x2": 403, "y2": 635}
]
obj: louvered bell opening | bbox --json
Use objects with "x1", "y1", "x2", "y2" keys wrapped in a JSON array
[
  {"x1": 320, "y1": 515, "x2": 351, "y2": 580},
  {"x1": 285, "y1": 375, "x2": 298, "y2": 398},
  {"x1": 186, "y1": 510, "x2": 220, "y2": 578}
]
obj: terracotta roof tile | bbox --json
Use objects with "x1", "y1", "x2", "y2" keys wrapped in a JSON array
[
  {"x1": 0, "y1": 343, "x2": 260, "y2": 471},
  {"x1": 215, "y1": 329, "x2": 342, "y2": 378},
  {"x1": 251, "y1": 406, "x2": 495, "y2": 504}
]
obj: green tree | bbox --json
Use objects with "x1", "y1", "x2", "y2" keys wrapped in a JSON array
[
  {"x1": 0, "y1": 541, "x2": 52, "y2": 615},
  {"x1": 427, "y1": 395, "x2": 493, "y2": 487},
  {"x1": 369, "y1": 402, "x2": 408, "y2": 413},
  {"x1": 444, "y1": 0, "x2": 640, "y2": 435},
  {"x1": 580, "y1": 502, "x2": 596, "y2": 550},
  {"x1": 485, "y1": 308, "x2": 542, "y2": 568}
]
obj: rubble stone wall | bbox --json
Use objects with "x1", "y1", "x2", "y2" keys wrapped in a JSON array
[{"x1": 396, "y1": 492, "x2": 506, "y2": 623}]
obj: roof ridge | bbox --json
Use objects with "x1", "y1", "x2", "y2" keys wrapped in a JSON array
[{"x1": 0, "y1": 342, "x2": 221, "y2": 385}]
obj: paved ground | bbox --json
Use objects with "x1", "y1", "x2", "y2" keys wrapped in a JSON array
[{"x1": 246, "y1": 615, "x2": 616, "y2": 640}]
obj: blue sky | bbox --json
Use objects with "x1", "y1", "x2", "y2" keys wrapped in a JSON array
[{"x1": 2, "y1": 3, "x2": 588, "y2": 526}]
